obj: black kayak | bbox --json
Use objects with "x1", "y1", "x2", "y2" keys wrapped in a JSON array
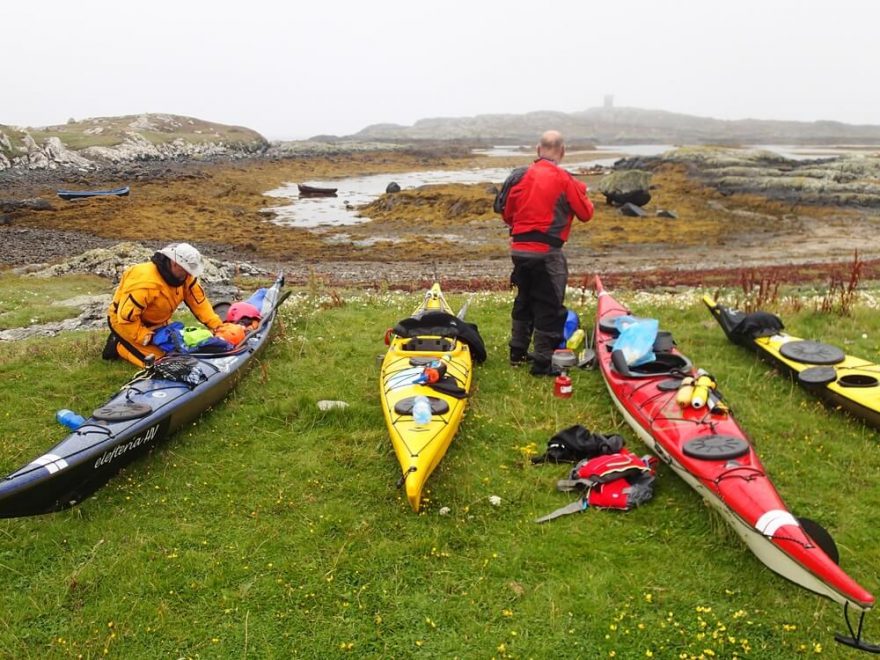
[
  {"x1": 57, "y1": 186, "x2": 130, "y2": 201},
  {"x1": 0, "y1": 275, "x2": 289, "y2": 518}
]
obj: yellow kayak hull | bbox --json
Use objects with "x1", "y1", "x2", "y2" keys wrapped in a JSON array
[
  {"x1": 705, "y1": 295, "x2": 880, "y2": 429},
  {"x1": 379, "y1": 285, "x2": 474, "y2": 511}
]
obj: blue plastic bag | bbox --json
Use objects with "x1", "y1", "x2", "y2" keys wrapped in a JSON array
[
  {"x1": 613, "y1": 316, "x2": 658, "y2": 366},
  {"x1": 151, "y1": 321, "x2": 185, "y2": 352}
]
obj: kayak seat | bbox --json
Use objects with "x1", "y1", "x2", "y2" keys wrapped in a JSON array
[
  {"x1": 394, "y1": 396, "x2": 450, "y2": 416},
  {"x1": 682, "y1": 435, "x2": 750, "y2": 460},
  {"x1": 653, "y1": 331, "x2": 675, "y2": 353},
  {"x1": 610, "y1": 349, "x2": 692, "y2": 378},
  {"x1": 401, "y1": 337, "x2": 455, "y2": 352},
  {"x1": 779, "y1": 340, "x2": 845, "y2": 365},
  {"x1": 604, "y1": 331, "x2": 675, "y2": 353},
  {"x1": 598, "y1": 314, "x2": 647, "y2": 337}
]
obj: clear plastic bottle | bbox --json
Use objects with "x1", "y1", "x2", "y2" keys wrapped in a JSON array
[
  {"x1": 56, "y1": 409, "x2": 85, "y2": 430},
  {"x1": 412, "y1": 396, "x2": 432, "y2": 426}
]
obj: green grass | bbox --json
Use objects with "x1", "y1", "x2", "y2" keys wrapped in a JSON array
[
  {"x1": 0, "y1": 278, "x2": 878, "y2": 657},
  {"x1": 0, "y1": 273, "x2": 110, "y2": 330}
]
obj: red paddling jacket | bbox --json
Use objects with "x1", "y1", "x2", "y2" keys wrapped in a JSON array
[{"x1": 495, "y1": 158, "x2": 594, "y2": 254}]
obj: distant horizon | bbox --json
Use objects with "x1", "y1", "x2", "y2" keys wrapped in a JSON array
[
  {"x1": 5, "y1": 102, "x2": 880, "y2": 143},
  {"x1": 263, "y1": 104, "x2": 880, "y2": 142}
]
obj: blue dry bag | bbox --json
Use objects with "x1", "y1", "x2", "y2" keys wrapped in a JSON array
[
  {"x1": 151, "y1": 321, "x2": 185, "y2": 352},
  {"x1": 558, "y1": 310, "x2": 580, "y2": 348}
]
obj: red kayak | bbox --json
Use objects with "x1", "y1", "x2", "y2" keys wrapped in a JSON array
[{"x1": 593, "y1": 276, "x2": 876, "y2": 651}]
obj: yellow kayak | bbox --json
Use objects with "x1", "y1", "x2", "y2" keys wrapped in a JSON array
[
  {"x1": 379, "y1": 284, "x2": 485, "y2": 511},
  {"x1": 705, "y1": 295, "x2": 880, "y2": 430}
]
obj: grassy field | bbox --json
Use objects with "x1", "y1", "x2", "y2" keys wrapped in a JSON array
[{"x1": 0, "y1": 275, "x2": 878, "y2": 658}]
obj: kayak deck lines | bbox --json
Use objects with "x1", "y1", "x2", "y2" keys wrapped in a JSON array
[
  {"x1": 379, "y1": 282, "x2": 483, "y2": 512},
  {"x1": 594, "y1": 275, "x2": 878, "y2": 652},
  {"x1": 0, "y1": 275, "x2": 288, "y2": 518},
  {"x1": 704, "y1": 294, "x2": 880, "y2": 432}
]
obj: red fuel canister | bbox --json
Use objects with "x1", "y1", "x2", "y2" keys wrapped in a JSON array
[{"x1": 554, "y1": 373, "x2": 573, "y2": 398}]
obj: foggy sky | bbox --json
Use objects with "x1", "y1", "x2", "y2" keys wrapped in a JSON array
[{"x1": 5, "y1": 0, "x2": 878, "y2": 140}]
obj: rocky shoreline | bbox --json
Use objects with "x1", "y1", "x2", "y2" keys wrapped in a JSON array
[{"x1": 3, "y1": 143, "x2": 880, "y2": 292}]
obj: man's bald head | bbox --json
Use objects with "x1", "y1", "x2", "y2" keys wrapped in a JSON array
[{"x1": 537, "y1": 130, "x2": 565, "y2": 162}]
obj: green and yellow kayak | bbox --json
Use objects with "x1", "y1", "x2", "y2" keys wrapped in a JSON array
[
  {"x1": 379, "y1": 284, "x2": 484, "y2": 511},
  {"x1": 704, "y1": 295, "x2": 880, "y2": 430}
]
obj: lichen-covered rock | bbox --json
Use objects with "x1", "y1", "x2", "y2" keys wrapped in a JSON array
[
  {"x1": 597, "y1": 169, "x2": 653, "y2": 206},
  {"x1": 660, "y1": 147, "x2": 880, "y2": 207}
]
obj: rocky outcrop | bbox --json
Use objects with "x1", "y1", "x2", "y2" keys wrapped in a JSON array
[
  {"x1": 639, "y1": 147, "x2": 880, "y2": 208},
  {"x1": 263, "y1": 139, "x2": 405, "y2": 159},
  {"x1": 352, "y1": 106, "x2": 880, "y2": 144},
  {"x1": 0, "y1": 114, "x2": 269, "y2": 173},
  {"x1": 1, "y1": 241, "x2": 273, "y2": 341}
]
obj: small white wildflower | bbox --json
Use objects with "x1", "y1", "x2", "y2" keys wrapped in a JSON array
[
  {"x1": 489, "y1": 495, "x2": 502, "y2": 506},
  {"x1": 862, "y1": 333, "x2": 868, "y2": 339},
  {"x1": 439, "y1": 506, "x2": 451, "y2": 516}
]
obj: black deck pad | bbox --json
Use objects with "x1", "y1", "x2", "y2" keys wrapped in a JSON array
[
  {"x1": 797, "y1": 366, "x2": 837, "y2": 387},
  {"x1": 656, "y1": 378, "x2": 684, "y2": 391},
  {"x1": 682, "y1": 435, "x2": 749, "y2": 460},
  {"x1": 394, "y1": 396, "x2": 450, "y2": 416},
  {"x1": 429, "y1": 376, "x2": 468, "y2": 399},
  {"x1": 93, "y1": 401, "x2": 153, "y2": 421},
  {"x1": 779, "y1": 340, "x2": 845, "y2": 365}
]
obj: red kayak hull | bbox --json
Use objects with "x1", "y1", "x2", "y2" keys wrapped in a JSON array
[{"x1": 594, "y1": 276, "x2": 873, "y2": 611}]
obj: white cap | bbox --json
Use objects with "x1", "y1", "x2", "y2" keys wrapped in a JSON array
[{"x1": 158, "y1": 242, "x2": 204, "y2": 278}]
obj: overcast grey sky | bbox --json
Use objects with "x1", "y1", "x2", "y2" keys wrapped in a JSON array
[{"x1": 5, "y1": 0, "x2": 878, "y2": 140}]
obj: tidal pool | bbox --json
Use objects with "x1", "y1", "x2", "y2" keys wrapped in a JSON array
[{"x1": 262, "y1": 147, "x2": 639, "y2": 228}]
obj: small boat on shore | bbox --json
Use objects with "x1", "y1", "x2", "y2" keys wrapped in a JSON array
[
  {"x1": 379, "y1": 283, "x2": 485, "y2": 511},
  {"x1": 297, "y1": 183, "x2": 337, "y2": 197},
  {"x1": 57, "y1": 186, "x2": 130, "y2": 201},
  {"x1": 704, "y1": 295, "x2": 880, "y2": 431},
  {"x1": 0, "y1": 275, "x2": 289, "y2": 518},
  {"x1": 594, "y1": 276, "x2": 877, "y2": 652}
]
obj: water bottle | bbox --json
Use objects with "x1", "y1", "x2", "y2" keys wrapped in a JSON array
[
  {"x1": 412, "y1": 396, "x2": 432, "y2": 426},
  {"x1": 56, "y1": 409, "x2": 85, "y2": 430}
]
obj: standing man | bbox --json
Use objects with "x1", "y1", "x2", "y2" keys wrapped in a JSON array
[
  {"x1": 494, "y1": 130, "x2": 594, "y2": 375},
  {"x1": 103, "y1": 242, "x2": 223, "y2": 367}
]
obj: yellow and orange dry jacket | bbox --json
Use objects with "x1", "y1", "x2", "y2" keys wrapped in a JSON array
[{"x1": 108, "y1": 262, "x2": 222, "y2": 349}]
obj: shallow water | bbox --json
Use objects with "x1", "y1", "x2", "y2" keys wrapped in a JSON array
[
  {"x1": 262, "y1": 146, "x2": 652, "y2": 228},
  {"x1": 261, "y1": 143, "x2": 862, "y2": 229}
]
